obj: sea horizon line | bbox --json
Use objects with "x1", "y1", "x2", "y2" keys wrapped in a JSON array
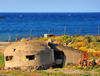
[{"x1": 0, "y1": 12, "x2": 100, "y2": 13}]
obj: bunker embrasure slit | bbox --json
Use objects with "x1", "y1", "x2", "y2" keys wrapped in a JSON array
[
  {"x1": 26, "y1": 55, "x2": 35, "y2": 60},
  {"x1": 6, "y1": 56, "x2": 13, "y2": 61}
]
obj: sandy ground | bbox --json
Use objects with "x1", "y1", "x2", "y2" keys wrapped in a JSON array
[
  {"x1": 0, "y1": 42, "x2": 14, "y2": 45},
  {"x1": 0, "y1": 42, "x2": 14, "y2": 53}
]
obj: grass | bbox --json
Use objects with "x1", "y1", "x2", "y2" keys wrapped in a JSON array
[
  {"x1": 0, "y1": 74, "x2": 2, "y2": 76},
  {"x1": 0, "y1": 66, "x2": 100, "y2": 76},
  {"x1": 71, "y1": 66, "x2": 82, "y2": 70},
  {"x1": 38, "y1": 35, "x2": 100, "y2": 59},
  {"x1": 94, "y1": 66, "x2": 100, "y2": 72},
  {"x1": 28, "y1": 69, "x2": 97, "y2": 76},
  {"x1": 0, "y1": 53, "x2": 5, "y2": 70},
  {"x1": 79, "y1": 74, "x2": 91, "y2": 76}
]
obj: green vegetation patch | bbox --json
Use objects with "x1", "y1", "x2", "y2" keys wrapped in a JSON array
[
  {"x1": 62, "y1": 35, "x2": 72, "y2": 44},
  {"x1": 0, "y1": 53, "x2": 5, "y2": 70},
  {"x1": 0, "y1": 74, "x2": 2, "y2": 76}
]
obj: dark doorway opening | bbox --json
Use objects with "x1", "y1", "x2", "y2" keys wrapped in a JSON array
[
  {"x1": 26, "y1": 55, "x2": 35, "y2": 60},
  {"x1": 54, "y1": 51, "x2": 64, "y2": 68}
]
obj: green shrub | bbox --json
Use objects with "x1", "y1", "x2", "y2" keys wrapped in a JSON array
[
  {"x1": 42, "y1": 71, "x2": 46, "y2": 74},
  {"x1": 76, "y1": 66, "x2": 82, "y2": 69},
  {"x1": 88, "y1": 52, "x2": 93, "y2": 59},
  {"x1": 57, "y1": 72, "x2": 64, "y2": 76},
  {"x1": 5, "y1": 71, "x2": 10, "y2": 74},
  {"x1": 52, "y1": 72, "x2": 57, "y2": 76},
  {"x1": 54, "y1": 69, "x2": 57, "y2": 71},
  {"x1": 0, "y1": 53, "x2": 5, "y2": 70},
  {"x1": 62, "y1": 35, "x2": 71, "y2": 40},
  {"x1": 64, "y1": 38, "x2": 72, "y2": 44},
  {"x1": 91, "y1": 37, "x2": 97, "y2": 42},
  {"x1": 33, "y1": 70, "x2": 37, "y2": 73},
  {"x1": 46, "y1": 73, "x2": 49, "y2": 75},
  {"x1": 94, "y1": 65, "x2": 98, "y2": 69},
  {"x1": 84, "y1": 36, "x2": 100, "y2": 43},
  {"x1": 66, "y1": 74, "x2": 70, "y2": 76},
  {"x1": 74, "y1": 39, "x2": 79, "y2": 42},
  {"x1": 0, "y1": 74, "x2": 2, "y2": 76},
  {"x1": 62, "y1": 35, "x2": 72, "y2": 44},
  {"x1": 0, "y1": 53, "x2": 4, "y2": 64},
  {"x1": 95, "y1": 73, "x2": 100, "y2": 76},
  {"x1": 67, "y1": 38, "x2": 72, "y2": 43},
  {"x1": 90, "y1": 67, "x2": 93, "y2": 70},
  {"x1": 86, "y1": 67, "x2": 90, "y2": 70},
  {"x1": 79, "y1": 74, "x2": 91, "y2": 76},
  {"x1": 86, "y1": 46, "x2": 90, "y2": 49},
  {"x1": 42, "y1": 72, "x2": 49, "y2": 75},
  {"x1": 67, "y1": 63, "x2": 72, "y2": 66},
  {"x1": 71, "y1": 66, "x2": 82, "y2": 70},
  {"x1": 62, "y1": 68, "x2": 65, "y2": 70},
  {"x1": 84, "y1": 36, "x2": 91, "y2": 42},
  {"x1": 96, "y1": 39, "x2": 100, "y2": 42},
  {"x1": 93, "y1": 47, "x2": 97, "y2": 51},
  {"x1": 49, "y1": 72, "x2": 52, "y2": 75}
]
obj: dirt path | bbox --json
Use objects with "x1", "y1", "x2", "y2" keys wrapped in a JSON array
[{"x1": 44, "y1": 68, "x2": 98, "y2": 75}]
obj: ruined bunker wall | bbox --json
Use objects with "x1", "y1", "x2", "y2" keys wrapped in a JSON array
[
  {"x1": 5, "y1": 49, "x2": 54, "y2": 67},
  {"x1": 56, "y1": 45, "x2": 83, "y2": 64},
  {"x1": 4, "y1": 40, "x2": 54, "y2": 68},
  {"x1": 48, "y1": 43, "x2": 83, "y2": 65},
  {"x1": 39, "y1": 49, "x2": 55, "y2": 66},
  {"x1": 4, "y1": 50, "x2": 41, "y2": 67},
  {"x1": 63, "y1": 49, "x2": 83, "y2": 64}
]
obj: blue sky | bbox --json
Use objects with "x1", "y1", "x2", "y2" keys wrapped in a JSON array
[{"x1": 0, "y1": 0, "x2": 100, "y2": 12}]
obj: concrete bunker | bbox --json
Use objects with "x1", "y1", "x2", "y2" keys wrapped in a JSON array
[
  {"x1": 4, "y1": 40, "x2": 55, "y2": 70},
  {"x1": 4, "y1": 40, "x2": 83, "y2": 70},
  {"x1": 48, "y1": 43, "x2": 83, "y2": 67}
]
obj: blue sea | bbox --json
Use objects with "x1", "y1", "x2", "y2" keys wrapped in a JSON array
[{"x1": 0, "y1": 12, "x2": 100, "y2": 41}]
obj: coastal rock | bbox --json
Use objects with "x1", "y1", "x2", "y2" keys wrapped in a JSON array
[{"x1": 0, "y1": 15, "x2": 5, "y2": 18}]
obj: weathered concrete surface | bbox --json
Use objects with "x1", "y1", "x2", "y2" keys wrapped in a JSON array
[
  {"x1": 4, "y1": 40, "x2": 54, "y2": 68},
  {"x1": 4, "y1": 40, "x2": 83, "y2": 70},
  {"x1": 48, "y1": 43, "x2": 83, "y2": 66}
]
